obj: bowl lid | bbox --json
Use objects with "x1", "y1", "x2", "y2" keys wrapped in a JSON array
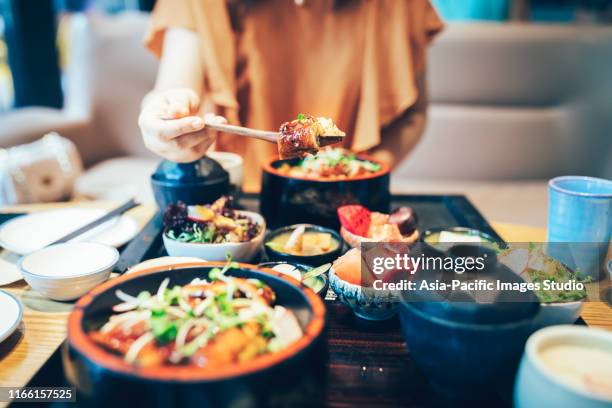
[
  {"x1": 152, "y1": 157, "x2": 229, "y2": 186},
  {"x1": 402, "y1": 263, "x2": 540, "y2": 325}
]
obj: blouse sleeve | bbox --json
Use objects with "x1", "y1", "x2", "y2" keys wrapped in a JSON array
[
  {"x1": 423, "y1": 1, "x2": 445, "y2": 44},
  {"x1": 350, "y1": 0, "x2": 444, "y2": 152},
  {"x1": 143, "y1": 0, "x2": 239, "y2": 115}
]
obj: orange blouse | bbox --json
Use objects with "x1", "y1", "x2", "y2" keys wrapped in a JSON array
[{"x1": 145, "y1": 0, "x2": 443, "y2": 191}]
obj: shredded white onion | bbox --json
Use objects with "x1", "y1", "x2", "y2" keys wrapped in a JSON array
[
  {"x1": 175, "y1": 320, "x2": 196, "y2": 350},
  {"x1": 157, "y1": 278, "x2": 170, "y2": 303},
  {"x1": 125, "y1": 332, "x2": 155, "y2": 365},
  {"x1": 115, "y1": 289, "x2": 139, "y2": 305}
]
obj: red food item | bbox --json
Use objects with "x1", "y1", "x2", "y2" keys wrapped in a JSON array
[{"x1": 337, "y1": 205, "x2": 371, "y2": 237}]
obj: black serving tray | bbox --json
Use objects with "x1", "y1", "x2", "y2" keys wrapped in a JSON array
[{"x1": 9, "y1": 194, "x2": 575, "y2": 407}]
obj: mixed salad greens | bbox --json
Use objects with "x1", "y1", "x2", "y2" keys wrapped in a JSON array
[
  {"x1": 499, "y1": 244, "x2": 590, "y2": 303},
  {"x1": 277, "y1": 147, "x2": 381, "y2": 179},
  {"x1": 164, "y1": 197, "x2": 261, "y2": 244}
]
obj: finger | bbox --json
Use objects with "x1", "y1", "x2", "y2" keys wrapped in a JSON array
[
  {"x1": 152, "y1": 116, "x2": 205, "y2": 141},
  {"x1": 164, "y1": 89, "x2": 200, "y2": 119},
  {"x1": 203, "y1": 113, "x2": 228, "y2": 125},
  {"x1": 172, "y1": 129, "x2": 214, "y2": 150}
]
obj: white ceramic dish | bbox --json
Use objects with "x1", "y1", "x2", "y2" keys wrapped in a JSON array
[
  {"x1": 18, "y1": 242, "x2": 119, "y2": 301},
  {"x1": 0, "y1": 208, "x2": 139, "y2": 255},
  {"x1": 498, "y1": 248, "x2": 586, "y2": 328},
  {"x1": 206, "y1": 151, "x2": 244, "y2": 188},
  {"x1": 532, "y1": 301, "x2": 584, "y2": 329},
  {"x1": 163, "y1": 211, "x2": 265, "y2": 263},
  {"x1": 515, "y1": 325, "x2": 612, "y2": 408},
  {"x1": 0, "y1": 290, "x2": 22, "y2": 343}
]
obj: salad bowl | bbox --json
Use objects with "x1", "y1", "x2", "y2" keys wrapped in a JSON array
[
  {"x1": 498, "y1": 245, "x2": 588, "y2": 329},
  {"x1": 162, "y1": 198, "x2": 266, "y2": 263},
  {"x1": 65, "y1": 261, "x2": 327, "y2": 407}
]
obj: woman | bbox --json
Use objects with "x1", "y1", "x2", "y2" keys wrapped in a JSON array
[{"x1": 139, "y1": 0, "x2": 443, "y2": 192}]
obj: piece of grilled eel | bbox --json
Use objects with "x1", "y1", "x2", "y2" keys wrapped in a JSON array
[{"x1": 278, "y1": 114, "x2": 345, "y2": 159}]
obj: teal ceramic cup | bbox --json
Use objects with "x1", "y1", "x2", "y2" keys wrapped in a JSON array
[{"x1": 547, "y1": 176, "x2": 612, "y2": 280}]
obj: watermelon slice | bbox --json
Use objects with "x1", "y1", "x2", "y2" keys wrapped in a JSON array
[{"x1": 337, "y1": 205, "x2": 371, "y2": 237}]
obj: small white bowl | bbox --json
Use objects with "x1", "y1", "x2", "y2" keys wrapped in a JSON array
[
  {"x1": 18, "y1": 242, "x2": 118, "y2": 301},
  {"x1": 162, "y1": 211, "x2": 265, "y2": 263},
  {"x1": 532, "y1": 300, "x2": 584, "y2": 329},
  {"x1": 207, "y1": 151, "x2": 244, "y2": 189},
  {"x1": 515, "y1": 325, "x2": 612, "y2": 408}
]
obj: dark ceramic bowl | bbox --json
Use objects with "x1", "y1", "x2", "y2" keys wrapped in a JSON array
[
  {"x1": 260, "y1": 155, "x2": 390, "y2": 229},
  {"x1": 264, "y1": 224, "x2": 343, "y2": 266},
  {"x1": 65, "y1": 262, "x2": 327, "y2": 408},
  {"x1": 398, "y1": 264, "x2": 540, "y2": 401},
  {"x1": 151, "y1": 158, "x2": 230, "y2": 210},
  {"x1": 258, "y1": 261, "x2": 330, "y2": 299},
  {"x1": 420, "y1": 227, "x2": 502, "y2": 259}
]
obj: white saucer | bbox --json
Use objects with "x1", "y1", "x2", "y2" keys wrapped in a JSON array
[
  {"x1": 0, "y1": 290, "x2": 22, "y2": 343},
  {"x1": 0, "y1": 208, "x2": 140, "y2": 255}
]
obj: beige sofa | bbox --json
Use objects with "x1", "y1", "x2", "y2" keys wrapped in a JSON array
[{"x1": 1, "y1": 13, "x2": 611, "y2": 227}]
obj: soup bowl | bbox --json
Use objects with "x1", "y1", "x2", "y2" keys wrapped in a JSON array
[
  {"x1": 515, "y1": 325, "x2": 612, "y2": 408},
  {"x1": 65, "y1": 262, "x2": 327, "y2": 408}
]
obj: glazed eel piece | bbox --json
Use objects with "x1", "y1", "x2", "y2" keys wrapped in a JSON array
[{"x1": 277, "y1": 114, "x2": 345, "y2": 159}]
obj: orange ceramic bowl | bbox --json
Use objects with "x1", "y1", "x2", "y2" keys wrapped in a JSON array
[{"x1": 65, "y1": 261, "x2": 327, "y2": 407}]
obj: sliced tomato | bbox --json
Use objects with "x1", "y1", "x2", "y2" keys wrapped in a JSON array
[{"x1": 337, "y1": 205, "x2": 371, "y2": 237}]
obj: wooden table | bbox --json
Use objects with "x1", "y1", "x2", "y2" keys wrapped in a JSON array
[
  {"x1": 0, "y1": 203, "x2": 610, "y2": 403},
  {"x1": 0, "y1": 202, "x2": 155, "y2": 405}
]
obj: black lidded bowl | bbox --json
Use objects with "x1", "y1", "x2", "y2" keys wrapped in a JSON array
[
  {"x1": 260, "y1": 154, "x2": 390, "y2": 230},
  {"x1": 64, "y1": 262, "x2": 327, "y2": 408},
  {"x1": 264, "y1": 224, "x2": 343, "y2": 266},
  {"x1": 151, "y1": 157, "x2": 230, "y2": 210}
]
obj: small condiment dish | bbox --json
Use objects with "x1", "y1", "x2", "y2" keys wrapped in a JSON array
[
  {"x1": 264, "y1": 224, "x2": 342, "y2": 266},
  {"x1": 18, "y1": 242, "x2": 119, "y2": 301}
]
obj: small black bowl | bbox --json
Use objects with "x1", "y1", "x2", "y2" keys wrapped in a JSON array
[
  {"x1": 65, "y1": 262, "x2": 327, "y2": 408},
  {"x1": 420, "y1": 227, "x2": 502, "y2": 258},
  {"x1": 264, "y1": 224, "x2": 343, "y2": 266}
]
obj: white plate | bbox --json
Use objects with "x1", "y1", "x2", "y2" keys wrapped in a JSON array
[
  {"x1": 0, "y1": 290, "x2": 22, "y2": 343},
  {"x1": 0, "y1": 208, "x2": 140, "y2": 255}
]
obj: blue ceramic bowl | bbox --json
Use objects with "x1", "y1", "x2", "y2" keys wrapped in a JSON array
[
  {"x1": 398, "y1": 298, "x2": 539, "y2": 400},
  {"x1": 329, "y1": 268, "x2": 400, "y2": 321}
]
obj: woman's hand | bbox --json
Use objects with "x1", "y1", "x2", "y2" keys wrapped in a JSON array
[{"x1": 138, "y1": 88, "x2": 227, "y2": 162}]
